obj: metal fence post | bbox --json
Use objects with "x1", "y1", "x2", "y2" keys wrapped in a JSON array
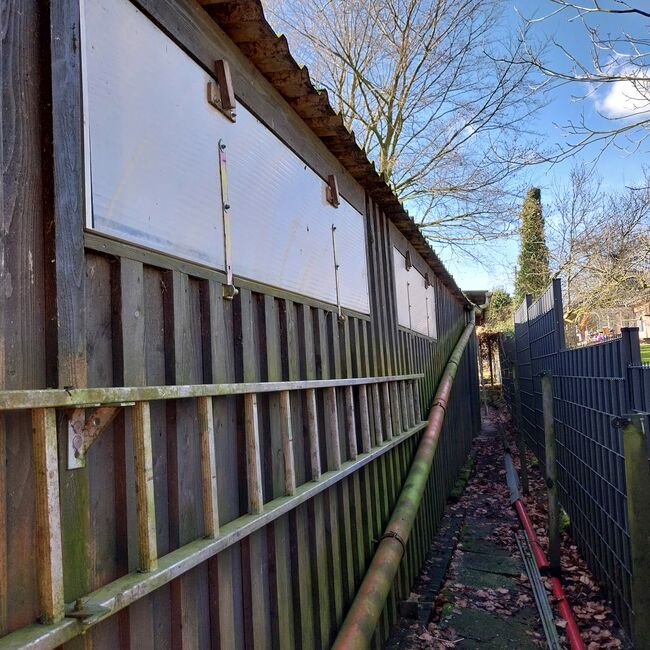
[
  {"x1": 541, "y1": 372, "x2": 560, "y2": 574},
  {"x1": 622, "y1": 414, "x2": 650, "y2": 648},
  {"x1": 512, "y1": 363, "x2": 529, "y2": 495}
]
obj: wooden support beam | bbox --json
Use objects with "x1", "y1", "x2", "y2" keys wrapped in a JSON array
[
  {"x1": 405, "y1": 381, "x2": 415, "y2": 428},
  {"x1": 133, "y1": 401, "x2": 158, "y2": 572},
  {"x1": 372, "y1": 383, "x2": 383, "y2": 445},
  {"x1": 305, "y1": 388, "x2": 322, "y2": 481},
  {"x1": 0, "y1": 420, "x2": 428, "y2": 650},
  {"x1": 412, "y1": 379, "x2": 421, "y2": 421},
  {"x1": 279, "y1": 390, "x2": 296, "y2": 496},
  {"x1": 389, "y1": 382, "x2": 401, "y2": 435},
  {"x1": 399, "y1": 380, "x2": 409, "y2": 433},
  {"x1": 344, "y1": 385, "x2": 357, "y2": 460},
  {"x1": 32, "y1": 408, "x2": 64, "y2": 624},
  {"x1": 323, "y1": 387, "x2": 341, "y2": 471},
  {"x1": 382, "y1": 383, "x2": 393, "y2": 440},
  {"x1": 198, "y1": 396, "x2": 220, "y2": 538},
  {"x1": 358, "y1": 385, "x2": 372, "y2": 454},
  {"x1": 244, "y1": 393, "x2": 263, "y2": 514}
]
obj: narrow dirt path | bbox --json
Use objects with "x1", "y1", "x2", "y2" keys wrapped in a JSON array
[
  {"x1": 387, "y1": 410, "x2": 630, "y2": 649},
  {"x1": 388, "y1": 416, "x2": 544, "y2": 649}
]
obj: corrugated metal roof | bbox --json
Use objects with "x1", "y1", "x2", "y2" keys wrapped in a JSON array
[{"x1": 199, "y1": 0, "x2": 469, "y2": 305}]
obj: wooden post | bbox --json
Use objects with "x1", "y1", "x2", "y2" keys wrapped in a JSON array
[
  {"x1": 381, "y1": 383, "x2": 393, "y2": 440},
  {"x1": 512, "y1": 364, "x2": 529, "y2": 495},
  {"x1": 622, "y1": 414, "x2": 650, "y2": 649},
  {"x1": 358, "y1": 385, "x2": 372, "y2": 454},
  {"x1": 541, "y1": 372, "x2": 560, "y2": 573},
  {"x1": 244, "y1": 393, "x2": 263, "y2": 514},
  {"x1": 306, "y1": 388, "x2": 323, "y2": 478},
  {"x1": 32, "y1": 408, "x2": 64, "y2": 624},
  {"x1": 372, "y1": 383, "x2": 383, "y2": 444},
  {"x1": 323, "y1": 386, "x2": 341, "y2": 471},
  {"x1": 279, "y1": 390, "x2": 296, "y2": 495},
  {"x1": 344, "y1": 385, "x2": 357, "y2": 460},
  {"x1": 133, "y1": 401, "x2": 158, "y2": 571},
  {"x1": 197, "y1": 396, "x2": 220, "y2": 538}
]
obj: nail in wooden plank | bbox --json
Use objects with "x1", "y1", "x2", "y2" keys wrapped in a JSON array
[
  {"x1": 133, "y1": 401, "x2": 158, "y2": 572},
  {"x1": 306, "y1": 388, "x2": 323, "y2": 479},
  {"x1": 323, "y1": 387, "x2": 341, "y2": 471},
  {"x1": 32, "y1": 408, "x2": 64, "y2": 624},
  {"x1": 279, "y1": 390, "x2": 296, "y2": 496},
  {"x1": 244, "y1": 393, "x2": 264, "y2": 514},
  {"x1": 198, "y1": 396, "x2": 219, "y2": 538},
  {"x1": 344, "y1": 385, "x2": 358, "y2": 460},
  {"x1": 358, "y1": 385, "x2": 372, "y2": 454}
]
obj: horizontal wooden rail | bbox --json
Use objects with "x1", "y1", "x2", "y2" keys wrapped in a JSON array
[
  {"x1": 0, "y1": 374, "x2": 424, "y2": 411},
  {"x1": 0, "y1": 421, "x2": 427, "y2": 650}
]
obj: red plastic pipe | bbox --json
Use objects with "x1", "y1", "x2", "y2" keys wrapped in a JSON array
[{"x1": 513, "y1": 498, "x2": 586, "y2": 650}]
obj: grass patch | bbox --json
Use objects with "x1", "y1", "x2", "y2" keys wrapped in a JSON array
[{"x1": 641, "y1": 343, "x2": 650, "y2": 364}]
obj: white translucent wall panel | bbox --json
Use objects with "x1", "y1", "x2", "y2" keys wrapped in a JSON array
[
  {"x1": 84, "y1": 0, "x2": 224, "y2": 267},
  {"x1": 409, "y1": 270, "x2": 429, "y2": 336},
  {"x1": 392, "y1": 246, "x2": 438, "y2": 338},
  {"x1": 227, "y1": 110, "x2": 369, "y2": 313},
  {"x1": 82, "y1": 0, "x2": 370, "y2": 313},
  {"x1": 393, "y1": 248, "x2": 411, "y2": 329}
]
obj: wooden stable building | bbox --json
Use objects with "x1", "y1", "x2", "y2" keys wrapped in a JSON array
[{"x1": 0, "y1": 0, "x2": 480, "y2": 647}]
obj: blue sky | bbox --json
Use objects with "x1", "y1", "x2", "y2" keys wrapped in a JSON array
[{"x1": 442, "y1": 0, "x2": 649, "y2": 292}]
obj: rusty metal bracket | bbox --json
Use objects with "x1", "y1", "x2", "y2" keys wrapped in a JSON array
[{"x1": 67, "y1": 403, "x2": 132, "y2": 469}]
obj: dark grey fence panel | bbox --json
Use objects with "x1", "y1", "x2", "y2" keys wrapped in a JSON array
[{"x1": 500, "y1": 280, "x2": 650, "y2": 638}]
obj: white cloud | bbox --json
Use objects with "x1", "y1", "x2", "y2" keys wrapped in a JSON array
[{"x1": 595, "y1": 74, "x2": 650, "y2": 119}]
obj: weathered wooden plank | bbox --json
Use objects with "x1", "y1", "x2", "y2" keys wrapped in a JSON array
[
  {"x1": 306, "y1": 388, "x2": 322, "y2": 479},
  {"x1": 202, "y1": 280, "x2": 244, "y2": 650},
  {"x1": 358, "y1": 385, "x2": 372, "y2": 454},
  {"x1": 323, "y1": 387, "x2": 341, "y2": 471},
  {"x1": 32, "y1": 408, "x2": 64, "y2": 624},
  {"x1": 197, "y1": 396, "x2": 219, "y2": 537},
  {"x1": 133, "y1": 402, "x2": 158, "y2": 572},
  {"x1": 164, "y1": 270, "x2": 209, "y2": 650},
  {"x1": 279, "y1": 391, "x2": 296, "y2": 495},
  {"x1": 344, "y1": 385, "x2": 358, "y2": 460},
  {"x1": 371, "y1": 383, "x2": 383, "y2": 445},
  {"x1": 237, "y1": 288, "x2": 272, "y2": 650},
  {"x1": 244, "y1": 393, "x2": 263, "y2": 514},
  {"x1": 382, "y1": 383, "x2": 394, "y2": 440}
]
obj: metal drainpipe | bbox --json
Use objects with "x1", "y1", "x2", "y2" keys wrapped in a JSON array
[{"x1": 332, "y1": 314, "x2": 476, "y2": 649}]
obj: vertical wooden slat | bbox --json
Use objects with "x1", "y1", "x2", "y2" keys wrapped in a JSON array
[
  {"x1": 382, "y1": 383, "x2": 394, "y2": 439},
  {"x1": 306, "y1": 388, "x2": 322, "y2": 480},
  {"x1": 345, "y1": 385, "x2": 358, "y2": 460},
  {"x1": 412, "y1": 379, "x2": 421, "y2": 421},
  {"x1": 372, "y1": 383, "x2": 383, "y2": 445},
  {"x1": 279, "y1": 391, "x2": 296, "y2": 495},
  {"x1": 244, "y1": 393, "x2": 263, "y2": 514},
  {"x1": 133, "y1": 401, "x2": 158, "y2": 572},
  {"x1": 32, "y1": 408, "x2": 64, "y2": 624},
  {"x1": 323, "y1": 387, "x2": 341, "y2": 471},
  {"x1": 197, "y1": 396, "x2": 219, "y2": 537},
  {"x1": 358, "y1": 385, "x2": 372, "y2": 453},
  {"x1": 399, "y1": 380, "x2": 410, "y2": 430}
]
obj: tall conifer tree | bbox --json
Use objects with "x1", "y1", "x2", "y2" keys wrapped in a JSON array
[{"x1": 514, "y1": 188, "x2": 550, "y2": 303}]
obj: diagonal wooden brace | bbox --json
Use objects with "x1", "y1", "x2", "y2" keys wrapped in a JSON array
[{"x1": 66, "y1": 404, "x2": 132, "y2": 469}]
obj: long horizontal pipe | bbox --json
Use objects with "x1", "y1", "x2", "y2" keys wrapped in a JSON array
[{"x1": 332, "y1": 317, "x2": 475, "y2": 649}]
